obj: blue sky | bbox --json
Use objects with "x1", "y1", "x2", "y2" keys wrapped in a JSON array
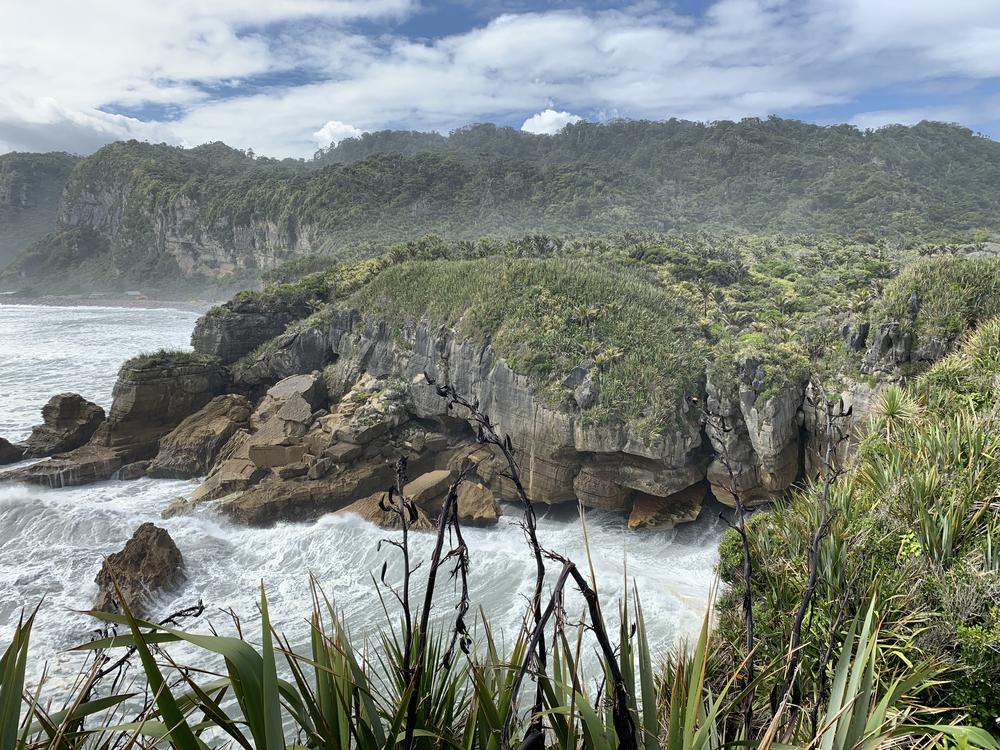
[{"x1": 2, "y1": 0, "x2": 1000, "y2": 157}]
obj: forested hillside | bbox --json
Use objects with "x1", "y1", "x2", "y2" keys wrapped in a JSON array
[
  {"x1": 0, "y1": 151, "x2": 78, "y2": 267},
  {"x1": 2, "y1": 117, "x2": 999, "y2": 293}
]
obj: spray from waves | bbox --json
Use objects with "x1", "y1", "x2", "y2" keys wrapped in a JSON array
[
  {"x1": 0, "y1": 303, "x2": 725, "y2": 695},
  {"x1": 0, "y1": 475, "x2": 725, "y2": 691}
]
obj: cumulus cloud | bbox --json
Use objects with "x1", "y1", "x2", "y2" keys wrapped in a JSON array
[
  {"x1": 313, "y1": 120, "x2": 366, "y2": 147},
  {"x1": 3, "y1": 0, "x2": 1000, "y2": 157},
  {"x1": 521, "y1": 109, "x2": 582, "y2": 135}
]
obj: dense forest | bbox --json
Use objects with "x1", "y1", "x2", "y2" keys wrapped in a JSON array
[
  {"x1": 2, "y1": 117, "x2": 999, "y2": 295},
  {"x1": 0, "y1": 151, "x2": 78, "y2": 268}
]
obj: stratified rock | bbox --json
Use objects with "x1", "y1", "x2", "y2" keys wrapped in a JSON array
[
  {"x1": 23, "y1": 393, "x2": 105, "y2": 458},
  {"x1": 0, "y1": 438, "x2": 24, "y2": 465},
  {"x1": 327, "y1": 442, "x2": 362, "y2": 463},
  {"x1": 93, "y1": 523, "x2": 184, "y2": 617},
  {"x1": 628, "y1": 481, "x2": 708, "y2": 529},
  {"x1": 252, "y1": 372, "x2": 326, "y2": 425},
  {"x1": 863, "y1": 322, "x2": 912, "y2": 373},
  {"x1": 573, "y1": 465, "x2": 634, "y2": 511},
  {"x1": 233, "y1": 323, "x2": 330, "y2": 388},
  {"x1": 454, "y1": 482, "x2": 501, "y2": 526},
  {"x1": 2, "y1": 357, "x2": 229, "y2": 487},
  {"x1": 217, "y1": 460, "x2": 396, "y2": 526},
  {"x1": 406, "y1": 469, "x2": 454, "y2": 507},
  {"x1": 147, "y1": 394, "x2": 251, "y2": 478},
  {"x1": 192, "y1": 295, "x2": 316, "y2": 365},
  {"x1": 705, "y1": 358, "x2": 805, "y2": 507},
  {"x1": 337, "y1": 491, "x2": 435, "y2": 530}
]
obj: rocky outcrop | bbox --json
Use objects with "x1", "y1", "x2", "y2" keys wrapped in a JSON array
[
  {"x1": 147, "y1": 394, "x2": 251, "y2": 478},
  {"x1": 1, "y1": 358, "x2": 229, "y2": 487},
  {"x1": 324, "y1": 313, "x2": 708, "y2": 514},
  {"x1": 192, "y1": 297, "x2": 317, "y2": 364},
  {"x1": 338, "y1": 491, "x2": 436, "y2": 530},
  {"x1": 23, "y1": 394, "x2": 105, "y2": 458},
  {"x1": 232, "y1": 322, "x2": 330, "y2": 388},
  {"x1": 93, "y1": 523, "x2": 184, "y2": 617},
  {"x1": 628, "y1": 481, "x2": 708, "y2": 529},
  {"x1": 0, "y1": 438, "x2": 24, "y2": 465},
  {"x1": 863, "y1": 320, "x2": 955, "y2": 374},
  {"x1": 705, "y1": 359, "x2": 806, "y2": 507}
]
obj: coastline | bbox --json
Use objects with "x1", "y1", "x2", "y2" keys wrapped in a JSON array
[{"x1": 0, "y1": 294, "x2": 217, "y2": 314}]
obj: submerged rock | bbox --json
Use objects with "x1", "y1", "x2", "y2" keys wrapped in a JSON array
[
  {"x1": 93, "y1": 523, "x2": 185, "y2": 617},
  {"x1": 23, "y1": 393, "x2": 105, "y2": 458}
]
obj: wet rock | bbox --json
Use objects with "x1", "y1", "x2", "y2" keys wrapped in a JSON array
[
  {"x1": 337, "y1": 492, "x2": 435, "y2": 530},
  {"x1": 23, "y1": 393, "x2": 105, "y2": 458},
  {"x1": 628, "y1": 481, "x2": 708, "y2": 529},
  {"x1": 2, "y1": 445, "x2": 124, "y2": 488},
  {"x1": 93, "y1": 523, "x2": 184, "y2": 617},
  {"x1": 189, "y1": 458, "x2": 267, "y2": 503},
  {"x1": 0, "y1": 438, "x2": 24, "y2": 465},
  {"x1": 147, "y1": 394, "x2": 251, "y2": 478},
  {"x1": 218, "y1": 459, "x2": 395, "y2": 526},
  {"x1": 116, "y1": 460, "x2": 151, "y2": 480}
]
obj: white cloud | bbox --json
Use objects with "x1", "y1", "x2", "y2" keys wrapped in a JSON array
[
  {"x1": 2, "y1": 0, "x2": 1000, "y2": 157},
  {"x1": 313, "y1": 120, "x2": 366, "y2": 147},
  {"x1": 521, "y1": 109, "x2": 582, "y2": 135}
]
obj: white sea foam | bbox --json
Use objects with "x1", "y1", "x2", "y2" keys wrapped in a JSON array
[{"x1": 0, "y1": 304, "x2": 724, "y2": 691}]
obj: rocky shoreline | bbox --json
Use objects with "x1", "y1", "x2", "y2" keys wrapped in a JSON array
[{"x1": 2, "y1": 295, "x2": 920, "y2": 538}]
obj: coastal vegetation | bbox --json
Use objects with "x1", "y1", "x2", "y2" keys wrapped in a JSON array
[{"x1": 2, "y1": 118, "x2": 1000, "y2": 294}]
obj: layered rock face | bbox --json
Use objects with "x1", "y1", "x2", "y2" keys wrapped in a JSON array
[
  {"x1": 23, "y1": 393, "x2": 105, "y2": 458},
  {"x1": 323, "y1": 314, "x2": 710, "y2": 516},
  {"x1": 147, "y1": 394, "x2": 251, "y2": 478},
  {"x1": 705, "y1": 360, "x2": 805, "y2": 507},
  {"x1": 59, "y1": 178, "x2": 323, "y2": 280},
  {"x1": 192, "y1": 297, "x2": 318, "y2": 364},
  {"x1": 93, "y1": 523, "x2": 184, "y2": 617},
  {"x1": 1, "y1": 359, "x2": 229, "y2": 487}
]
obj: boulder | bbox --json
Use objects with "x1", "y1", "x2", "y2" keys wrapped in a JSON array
[
  {"x1": 454, "y1": 482, "x2": 501, "y2": 526},
  {"x1": 252, "y1": 373, "x2": 325, "y2": 425},
  {"x1": 405, "y1": 469, "x2": 455, "y2": 507},
  {"x1": 23, "y1": 394, "x2": 105, "y2": 458},
  {"x1": 93, "y1": 523, "x2": 184, "y2": 617},
  {"x1": 189, "y1": 458, "x2": 267, "y2": 503},
  {"x1": 147, "y1": 394, "x2": 251, "y2": 478},
  {"x1": 0, "y1": 438, "x2": 24, "y2": 465},
  {"x1": 337, "y1": 492, "x2": 435, "y2": 530},
  {"x1": 327, "y1": 442, "x2": 362, "y2": 463},
  {"x1": 628, "y1": 481, "x2": 708, "y2": 529},
  {"x1": 218, "y1": 459, "x2": 396, "y2": 526}
]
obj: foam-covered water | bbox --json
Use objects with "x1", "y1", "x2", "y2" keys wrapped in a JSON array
[{"x1": 0, "y1": 304, "x2": 723, "y2": 689}]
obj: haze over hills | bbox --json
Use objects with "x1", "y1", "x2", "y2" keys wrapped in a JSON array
[
  {"x1": 0, "y1": 151, "x2": 79, "y2": 268},
  {"x1": 2, "y1": 116, "x2": 999, "y2": 294}
]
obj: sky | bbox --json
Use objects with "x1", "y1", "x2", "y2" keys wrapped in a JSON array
[{"x1": 2, "y1": 0, "x2": 1000, "y2": 158}]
